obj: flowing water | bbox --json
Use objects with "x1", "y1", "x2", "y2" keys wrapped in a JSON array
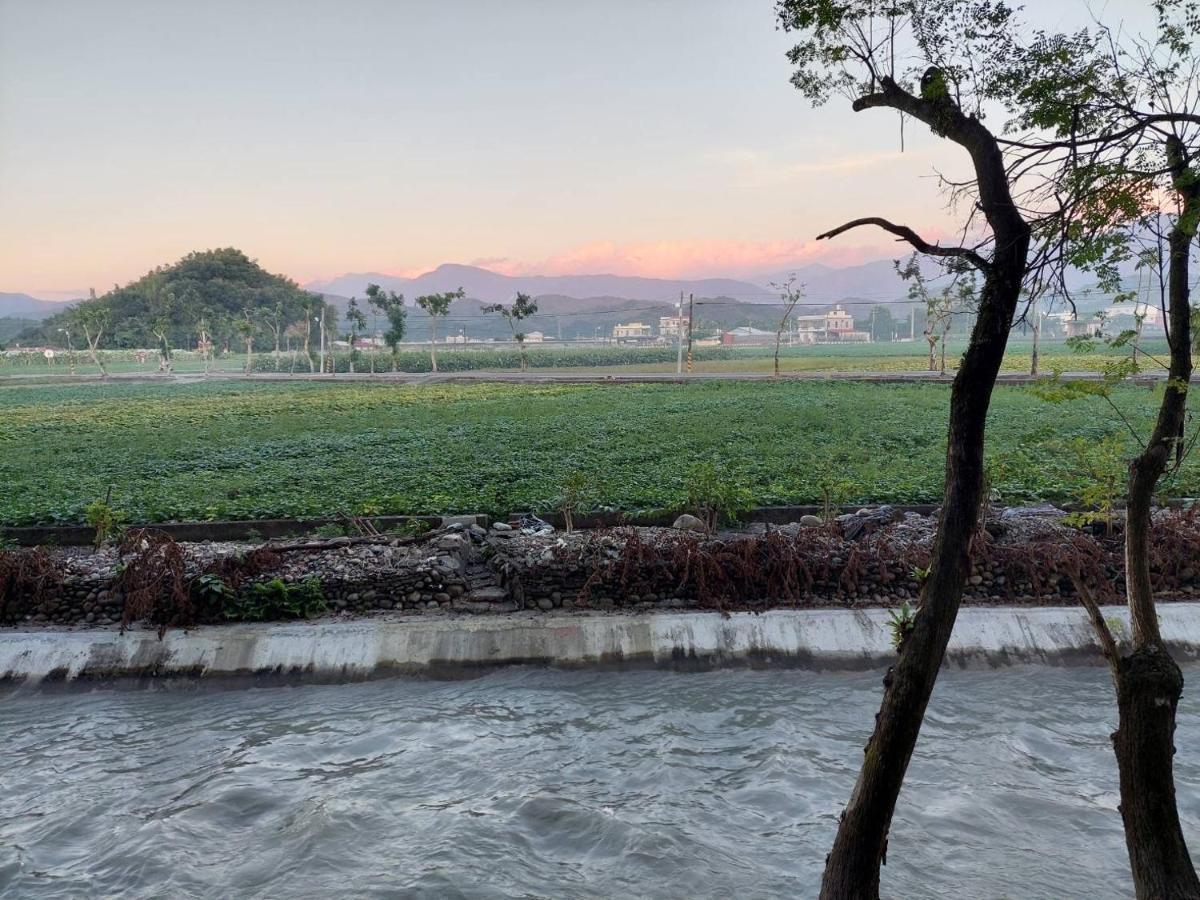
[{"x1": 2, "y1": 666, "x2": 1199, "y2": 899}]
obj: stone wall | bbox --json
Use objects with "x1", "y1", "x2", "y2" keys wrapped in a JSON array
[{"x1": 4, "y1": 508, "x2": 1199, "y2": 630}]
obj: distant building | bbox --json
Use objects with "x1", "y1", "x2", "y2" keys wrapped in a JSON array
[
  {"x1": 720, "y1": 326, "x2": 775, "y2": 346},
  {"x1": 1046, "y1": 304, "x2": 1162, "y2": 339},
  {"x1": 523, "y1": 331, "x2": 545, "y2": 343},
  {"x1": 659, "y1": 315, "x2": 689, "y2": 338},
  {"x1": 613, "y1": 322, "x2": 653, "y2": 342},
  {"x1": 793, "y1": 304, "x2": 859, "y2": 342}
]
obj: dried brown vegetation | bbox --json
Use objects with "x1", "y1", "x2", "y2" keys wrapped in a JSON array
[{"x1": 0, "y1": 547, "x2": 62, "y2": 624}]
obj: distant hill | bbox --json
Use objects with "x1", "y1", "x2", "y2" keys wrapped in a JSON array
[
  {"x1": 0, "y1": 317, "x2": 40, "y2": 345},
  {"x1": 25, "y1": 248, "x2": 321, "y2": 350},
  {"x1": 0, "y1": 293, "x2": 73, "y2": 320},
  {"x1": 307, "y1": 263, "x2": 771, "y2": 304}
]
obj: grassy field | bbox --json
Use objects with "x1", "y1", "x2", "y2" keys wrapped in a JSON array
[
  {"x1": 0, "y1": 338, "x2": 1166, "y2": 379},
  {"x1": 1, "y1": 378, "x2": 1193, "y2": 526}
]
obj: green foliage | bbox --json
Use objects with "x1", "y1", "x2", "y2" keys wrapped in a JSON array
[
  {"x1": 483, "y1": 293, "x2": 540, "y2": 370},
  {"x1": 84, "y1": 499, "x2": 124, "y2": 548},
  {"x1": 225, "y1": 577, "x2": 327, "y2": 621},
  {"x1": 888, "y1": 601, "x2": 917, "y2": 650},
  {"x1": 552, "y1": 469, "x2": 595, "y2": 532},
  {"x1": 27, "y1": 249, "x2": 320, "y2": 353},
  {"x1": 1, "y1": 379, "x2": 1194, "y2": 527},
  {"x1": 686, "y1": 461, "x2": 754, "y2": 533},
  {"x1": 1061, "y1": 434, "x2": 1126, "y2": 534},
  {"x1": 364, "y1": 283, "x2": 407, "y2": 356},
  {"x1": 192, "y1": 573, "x2": 235, "y2": 618}
]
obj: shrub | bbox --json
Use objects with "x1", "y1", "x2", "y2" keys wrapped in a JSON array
[{"x1": 225, "y1": 577, "x2": 327, "y2": 621}]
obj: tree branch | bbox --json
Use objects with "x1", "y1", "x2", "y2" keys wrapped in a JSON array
[{"x1": 817, "y1": 217, "x2": 991, "y2": 273}]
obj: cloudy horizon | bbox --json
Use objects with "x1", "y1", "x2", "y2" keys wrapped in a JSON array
[{"x1": 1, "y1": 0, "x2": 1150, "y2": 298}]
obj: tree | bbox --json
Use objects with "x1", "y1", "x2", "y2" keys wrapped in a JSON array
[
  {"x1": 262, "y1": 301, "x2": 287, "y2": 371},
  {"x1": 300, "y1": 297, "x2": 319, "y2": 374},
  {"x1": 365, "y1": 283, "x2": 407, "y2": 373},
  {"x1": 72, "y1": 296, "x2": 110, "y2": 378},
  {"x1": 867, "y1": 305, "x2": 895, "y2": 342},
  {"x1": 767, "y1": 277, "x2": 804, "y2": 377},
  {"x1": 483, "y1": 292, "x2": 539, "y2": 371},
  {"x1": 148, "y1": 285, "x2": 175, "y2": 373},
  {"x1": 235, "y1": 310, "x2": 256, "y2": 375},
  {"x1": 776, "y1": 3, "x2": 1045, "y2": 895},
  {"x1": 896, "y1": 254, "x2": 975, "y2": 374},
  {"x1": 1004, "y1": 3, "x2": 1200, "y2": 892},
  {"x1": 345, "y1": 297, "x2": 367, "y2": 375},
  {"x1": 415, "y1": 288, "x2": 464, "y2": 373}
]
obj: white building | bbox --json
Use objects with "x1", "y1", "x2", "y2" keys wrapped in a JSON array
[{"x1": 613, "y1": 322, "x2": 653, "y2": 341}]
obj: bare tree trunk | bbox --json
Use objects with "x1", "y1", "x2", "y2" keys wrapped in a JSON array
[
  {"x1": 927, "y1": 335, "x2": 937, "y2": 371},
  {"x1": 430, "y1": 319, "x2": 439, "y2": 373},
  {"x1": 83, "y1": 327, "x2": 108, "y2": 378},
  {"x1": 818, "y1": 82, "x2": 1031, "y2": 898},
  {"x1": 1108, "y1": 136, "x2": 1199, "y2": 899}
]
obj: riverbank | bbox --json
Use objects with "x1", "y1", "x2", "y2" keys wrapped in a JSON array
[
  {"x1": 6, "y1": 510, "x2": 1198, "y2": 629},
  {"x1": 3, "y1": 603, "x2": 1199, "y2": 683}
]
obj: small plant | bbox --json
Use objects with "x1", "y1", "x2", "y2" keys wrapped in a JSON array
[
  {"x1": 386, "y1": 519, "x2": 432, "y2": 539},
  {"x1": 84, "y1": 498, "x2": 125, "y2": 548},
  {"x1": 686, "y1": 461, "x2": 754, "y2": 534},
  {"x1": 225, "y1": 577, "x2": 327, "y2": 621},
  {"x1": 554, "y1": 469, "x2": 594, "y2": 533},
  {"x1": 192, "y1": 572, "x2": 235, "y2": 618},
  {"x1": 311, "y1": 522, "x2": 348, "y2": 539},
  {"x1": 242, "y1": 528, "x2": 265, "y2": 544},
  {"x1": 909, "y1": 564, "x2": 931, "y2": 583},
  {"x1": 1061, "y1": 434, "x2": 1126, "y2": 535},
  {"x1": 1105, "y1": 615, "x2": 1128, "y2": 641},
  {"x1": 817, "y1": 475, "x2": 856, "y2": 523},
  {"x1": 887, "y1": 601, "x2": 917, "y2": 650}
]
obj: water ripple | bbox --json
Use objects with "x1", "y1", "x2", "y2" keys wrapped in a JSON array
[{"x1": 2, "y1": 665, "x2": 1198, "y2": 898}]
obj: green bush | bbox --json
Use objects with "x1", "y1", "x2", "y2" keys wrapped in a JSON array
[{"x1": 224, "y1": 577, "x2": 327, "y2": 621}]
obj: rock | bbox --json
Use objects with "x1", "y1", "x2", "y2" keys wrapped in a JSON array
[
  {"x1": 537, "y1": 598, "x2": 554, "y2": 611},
  {"x1": 436, "y1": 534, "x2": 467, "y2": 551},
  {"x1": 468, "y1": 587, "x2": 510, "y2": 604},
  {"x1": 518, "y1": 514, "x2": 555, "y2": 536},
  {"x1": 491, "y1": 522, "x2": 513, "y2": 532},
  {"x1": 969, "y1": 575, "x2": 984, "y2": 586},
  {"x1": 799, "y1": 515, "x2": 824, "y2": 528},
  {"x1": 672, "y1": 514, "x2": 708, "y2": 533},
  {"x1": 433, "y1": 592, "x2": 450, "y2": 603},
  {"x1": 1001, "y1": 503, "x2": 1066, "y2": 520}
]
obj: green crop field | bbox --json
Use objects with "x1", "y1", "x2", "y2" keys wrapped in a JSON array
[
  {"x1": 1, "y1": 379, "x2": 1193, "y2": 526},
  {"x1": 0, "y1": 338, "x2": 1165, "y2": 379}
]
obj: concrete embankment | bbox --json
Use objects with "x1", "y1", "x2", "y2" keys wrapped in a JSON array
[{"x1": 3, "y1": 604, "x2": 1198, "y2": 684}]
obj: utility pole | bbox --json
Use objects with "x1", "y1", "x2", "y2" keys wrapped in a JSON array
[
  {"x1": 909, "y1": 306, "x2": 915, "y2": 341},
  {"x1": 686, "y1": 293, "x2": 694, "y2": 374},
  {"x1": 318, "y1": 305, "x2": 326, "y2": 374},
  {"x1": 676, "y1": 291, "x2": 684, "y2": 375},
  {"x1": 1030, "y1": 292, "x2": 1041, "y2": 376}
]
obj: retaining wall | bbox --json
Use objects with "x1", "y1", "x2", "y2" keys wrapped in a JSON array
[{"x1": 3, "y1": 604, "x2": 1198, "y2": 684}]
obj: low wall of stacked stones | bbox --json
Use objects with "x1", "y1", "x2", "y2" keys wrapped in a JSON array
[{"x1": 5, "y1": 507, "x2": 1200, "y2": 630}]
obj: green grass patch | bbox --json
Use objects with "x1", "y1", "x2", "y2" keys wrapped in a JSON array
[{"x1": 0, "y1": 378, "x2": 1192, "y2": 525}]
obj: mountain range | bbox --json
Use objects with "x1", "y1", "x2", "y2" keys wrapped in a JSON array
[
  {"x1": 0, "y1": 292, "x2": 74, "y2": 320},
  {"x1": 4, "y1": 255, "x2": 1118, "y2": 323}
]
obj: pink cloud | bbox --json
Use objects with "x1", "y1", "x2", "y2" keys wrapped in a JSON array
[{"x1": 492, "y1": 237, "x2": 932, "y2": 280}]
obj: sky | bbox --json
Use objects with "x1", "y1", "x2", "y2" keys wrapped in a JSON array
[{"x1": 0, "y1": 0, "x2": 1153, "y2": 298}]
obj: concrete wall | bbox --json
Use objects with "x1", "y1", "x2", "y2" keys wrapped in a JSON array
[{"x1": 3, "y1": 603, "x2": 1198, "y2": 684}]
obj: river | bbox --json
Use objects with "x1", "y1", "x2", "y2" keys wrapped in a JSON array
[{"x1": 2, "y1": 666, "x2": 1198, "y2": 898}]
